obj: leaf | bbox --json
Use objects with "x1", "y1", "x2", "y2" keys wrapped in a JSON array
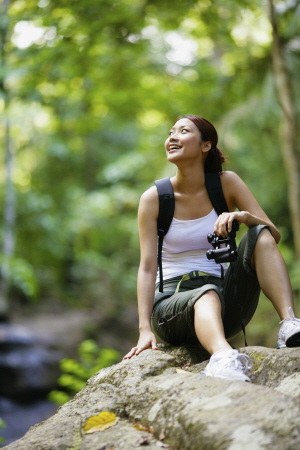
[
  {"x1": 134, "y1": 424, "x2": 154, "y2": 434},
  {"x1": 159, "y1": 429, "x2": 166, "y2": 441},
  {"x1": 83, "y1": 412, "x2": 118, "y2": 434},
  {"x1": 175, "y1": 368, "x2": 191, "y2": 374},
  {"x1": 134, "y1": 424, "x2": 149, "y2": 431}
]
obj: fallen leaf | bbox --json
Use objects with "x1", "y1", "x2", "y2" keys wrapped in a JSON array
[
  {"x1": 159, "y1": 429, "x2": 166, "y2": 441},
  {"x1": 134, "y1": 423, "x2": 154, "y2": 434},
  {"x1": 134, "y1": 423, "x2": 149, "y2": 431},
  {"x1": 175, "y1": 368, "x2": 191, "y2": 374},
  {"x1": 84, "y1": 411, "x2": 118, "y2": 434}
]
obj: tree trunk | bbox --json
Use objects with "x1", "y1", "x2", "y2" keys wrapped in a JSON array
[
  {"x1": 0, "y1": 0, "x2": 14, "y2": 319},
  {"x1": 267, "y1": 0, "x2": 300, "y2": 261}
]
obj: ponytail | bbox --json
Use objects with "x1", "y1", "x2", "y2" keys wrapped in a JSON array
[{"x1": 204, "y1": 146, "x2": 226, "y2": 173}]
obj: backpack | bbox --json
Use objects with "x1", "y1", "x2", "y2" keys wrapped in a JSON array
[{"x1": 154, "y1": 172, "x2": 229, "y2": 293}]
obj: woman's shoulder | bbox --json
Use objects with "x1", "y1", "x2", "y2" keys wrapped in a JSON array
[
  {"x1": 220, "y1": 171, "x2": 245, "y2": 190},
  {"x1": 140, "y1": 185, "x2": 158, "y2": 203},
  {"x1": 219, "y1": 171, "x2": 247, "y2": 210},
  {"x1": 220, "y1": 170, "x2": 241, "y2": 181},
  {"x1": 139, "y1": 185, "x2": 159, "y2": 217}
]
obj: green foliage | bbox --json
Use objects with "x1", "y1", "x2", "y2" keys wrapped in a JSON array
[
  {"x1": 49, "y1": 340, "x2": 120, "y2": 406},
  {"x1": 0, "y1": 0, "x2": 299, "y2": 345},
  {"x1": 0, "y1": 418, "x2": 6, "y2": 444},
  {"x1": 0, "y1": 255, "x2": 38, "y2": 300}
]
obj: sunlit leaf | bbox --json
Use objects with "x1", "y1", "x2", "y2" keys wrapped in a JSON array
[
  {"x1": 175, "y1": 368, "x2": 191, "y2": 374},
  {"x1": 134, "y1": 423, "x2": 148, "y2": 431},
  {"x1": 83, "y1": 411, "x2": 118, "y2": 434},
  {"x1": 134, "y1": 423, "x2": 154, "y2": 434}
]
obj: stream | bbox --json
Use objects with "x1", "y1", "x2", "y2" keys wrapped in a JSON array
[{"x1": 0, "y1": 305, "x2": 137, "y2": 446}]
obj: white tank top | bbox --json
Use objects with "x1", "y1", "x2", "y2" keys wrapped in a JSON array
[{"x1": 156, "y1": 208, "x2": 226, "y2": 282}]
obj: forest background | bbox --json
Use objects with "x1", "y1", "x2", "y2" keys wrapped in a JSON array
[{"x1": 0, "y1": 0, "x2": 300, "y2": 353}]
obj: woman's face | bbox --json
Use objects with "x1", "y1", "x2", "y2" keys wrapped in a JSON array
[{"x1": 164, "y1": 118, "x2": 210, "y2": 163}]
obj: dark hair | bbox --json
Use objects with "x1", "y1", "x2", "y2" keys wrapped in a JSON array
[{"x1": 177, "y1": 115, "x2": 226, "y2": 173}]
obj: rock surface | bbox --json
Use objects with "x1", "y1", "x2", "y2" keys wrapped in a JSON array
[{"x1": 3, "y1": 345, "x2": 300, "y2": 450}]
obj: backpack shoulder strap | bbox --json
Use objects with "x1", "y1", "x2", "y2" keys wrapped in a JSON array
[
  {"x1": 154, "y1": 178, "x2": 175, "y2": 293},
  {"x1": 205, "y1": 172, "x2": 229, "y2": 215},
  {"x1": 155, "y1": 178, "x2": 175, "y2": 236},
  {"x1": 154, "y1": 173, "x2": 228, "y2": 293}
]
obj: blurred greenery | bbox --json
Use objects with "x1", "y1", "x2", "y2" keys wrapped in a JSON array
[
  {"x1": 49, "y1": 339, "x2": 120, "y2": 405},
  {"x1": 0, "y1": 419, "x2": 5, "y2": 444},
  {"x1": 0, "y1": 0, "x2": 299, "y2": 345}
]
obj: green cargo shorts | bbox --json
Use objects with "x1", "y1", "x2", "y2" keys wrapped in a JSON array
[{"x1": 151, "y1": 224, "x2": 271, "y2": 345}]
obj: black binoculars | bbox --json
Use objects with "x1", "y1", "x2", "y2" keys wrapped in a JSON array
[{"x1": 206, "y1": 220, "x2": 239, "y2": 264}]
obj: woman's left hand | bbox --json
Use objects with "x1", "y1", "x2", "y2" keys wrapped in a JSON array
[{"x1": 214, "y1": 211, "x2": 248, "y2": 236}]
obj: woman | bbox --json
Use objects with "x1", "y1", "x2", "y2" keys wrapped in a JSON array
[{"x1": 124, "y1": 115, "x2": 300, "y2": 381}]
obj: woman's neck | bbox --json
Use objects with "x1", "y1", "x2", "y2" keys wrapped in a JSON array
[{"x1": 173, "y1": 165, "x2": 206, "y2": 194}]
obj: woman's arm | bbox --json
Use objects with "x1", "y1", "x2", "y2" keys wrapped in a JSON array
[
  {"x1": 216, "y1": 171, "x2": 281, "y2": 243},
  {"x1": 123, "y1": 187, "x2": 159, "y2": 359}
]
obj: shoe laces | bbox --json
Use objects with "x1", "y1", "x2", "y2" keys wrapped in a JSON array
[
  {"x1": 215, "y1": 352, "x2": 252, "y2": 373},
  {"x1": 279, "y1": 307, "x2": 300, "y2": 330}
]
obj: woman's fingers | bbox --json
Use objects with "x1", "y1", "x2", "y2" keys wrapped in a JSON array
[
  {"x1": 123, "y1": 338, "x2": 159, "y2": 359},
  {"x1": 152, "y1": 341, "x2": 159, "y2": 350},
  {"x1": 215, "y1": 213, "x2": 240, "y2": 235},
  {"x1": 214, "y1": 214, "x2": 228, "y2": 236},
  {"x1": 123, "y1": 347, "x2": 137, "y2": 359},
  {"x1": 135, "y1": 339, "x2": 158, "y2": 355}
]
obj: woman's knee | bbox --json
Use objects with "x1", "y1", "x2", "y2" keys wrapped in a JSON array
[
  {"x1": 257, "y1": 227, "x2": 275, "y2": 244},
  {"x1": 251, "y1": 228, "x2": 277, "y2": 268},
  {"x1": 194, "y1": 289, "x2": 221, "y2": 310},
  {"x1": 254, "y1": 228, "x2": 277, "y2": 255}
]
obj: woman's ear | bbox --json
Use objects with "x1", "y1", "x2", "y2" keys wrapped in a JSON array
[{"x1": 202, "y1": 141, "x2": 212, "y2": 153}]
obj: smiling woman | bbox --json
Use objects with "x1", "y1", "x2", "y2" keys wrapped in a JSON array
[
  {"x1": 124, "y1": 114, "x2": 300, "y2": 383},
  {"x1": 165, "y1": 115, "x2": 226, "y2": 173}
]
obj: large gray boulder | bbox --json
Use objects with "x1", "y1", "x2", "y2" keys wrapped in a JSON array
[{"x1": 3, "y1": 345, "x2": 300, "y2": 450}]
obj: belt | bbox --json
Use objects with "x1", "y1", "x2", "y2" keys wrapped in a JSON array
[{"x1": 175, "y1": 271, "x2": 210, "y2": 293}]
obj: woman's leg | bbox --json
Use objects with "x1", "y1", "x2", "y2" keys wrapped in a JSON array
[
  {"x1": 222, "y1": 225, "x2": 299, "y2": 349},
  {"x1": 252, "y1": 229, "x2": 294, "y2": 320},
  {"x1": 152, "y1": 280, "x2": 225, "y2": 346},
  {"x1": 194, "y1": 290, "x2": 251, "y2": 382},
  {"x1": 194, "y1": 290, "x2": 232, "y2": 354},
  {"x1": 152, "y1": 280, "x2": 251, "y2": 381},
  {"x1": 222, "y1": 225, "x2": 276, "y2": 338}
]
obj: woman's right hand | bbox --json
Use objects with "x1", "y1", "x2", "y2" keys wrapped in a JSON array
[{"x1": 123, "y1": 330, "x2": 158, "y2": 359}]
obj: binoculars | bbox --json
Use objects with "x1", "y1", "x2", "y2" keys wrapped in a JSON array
[{"x1": 206, "y1": 220, "x2": 239, "y2": 264}]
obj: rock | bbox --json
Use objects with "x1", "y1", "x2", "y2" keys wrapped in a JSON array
[
  {"x1": 242, "y1": 346, "x2": 300, "y2": 389},
  {"x1": 2, "y1": 345, "x2": 300, "y2": 450},
  {"x1": 275, "y1": 373, "x2": 300, "y2": 397}
]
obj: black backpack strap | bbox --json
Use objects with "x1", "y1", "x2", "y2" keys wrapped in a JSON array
[
  {"x1": 154, "y1": 173, "x2": 228, "y2": 293},
  {"x1": 205, "y1": 172, "x2": 229, "y2": 216},
  {"x1": 154, "y1": 178, "x2": 175, "y2": 293}
]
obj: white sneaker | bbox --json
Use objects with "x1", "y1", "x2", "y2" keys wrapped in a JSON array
[
  {"x1": 201, "y1": 349, "x2": 252, "y2": 382},
  {"x1": 277, "y1": 307, "x2": 300, "y2": 349}
]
